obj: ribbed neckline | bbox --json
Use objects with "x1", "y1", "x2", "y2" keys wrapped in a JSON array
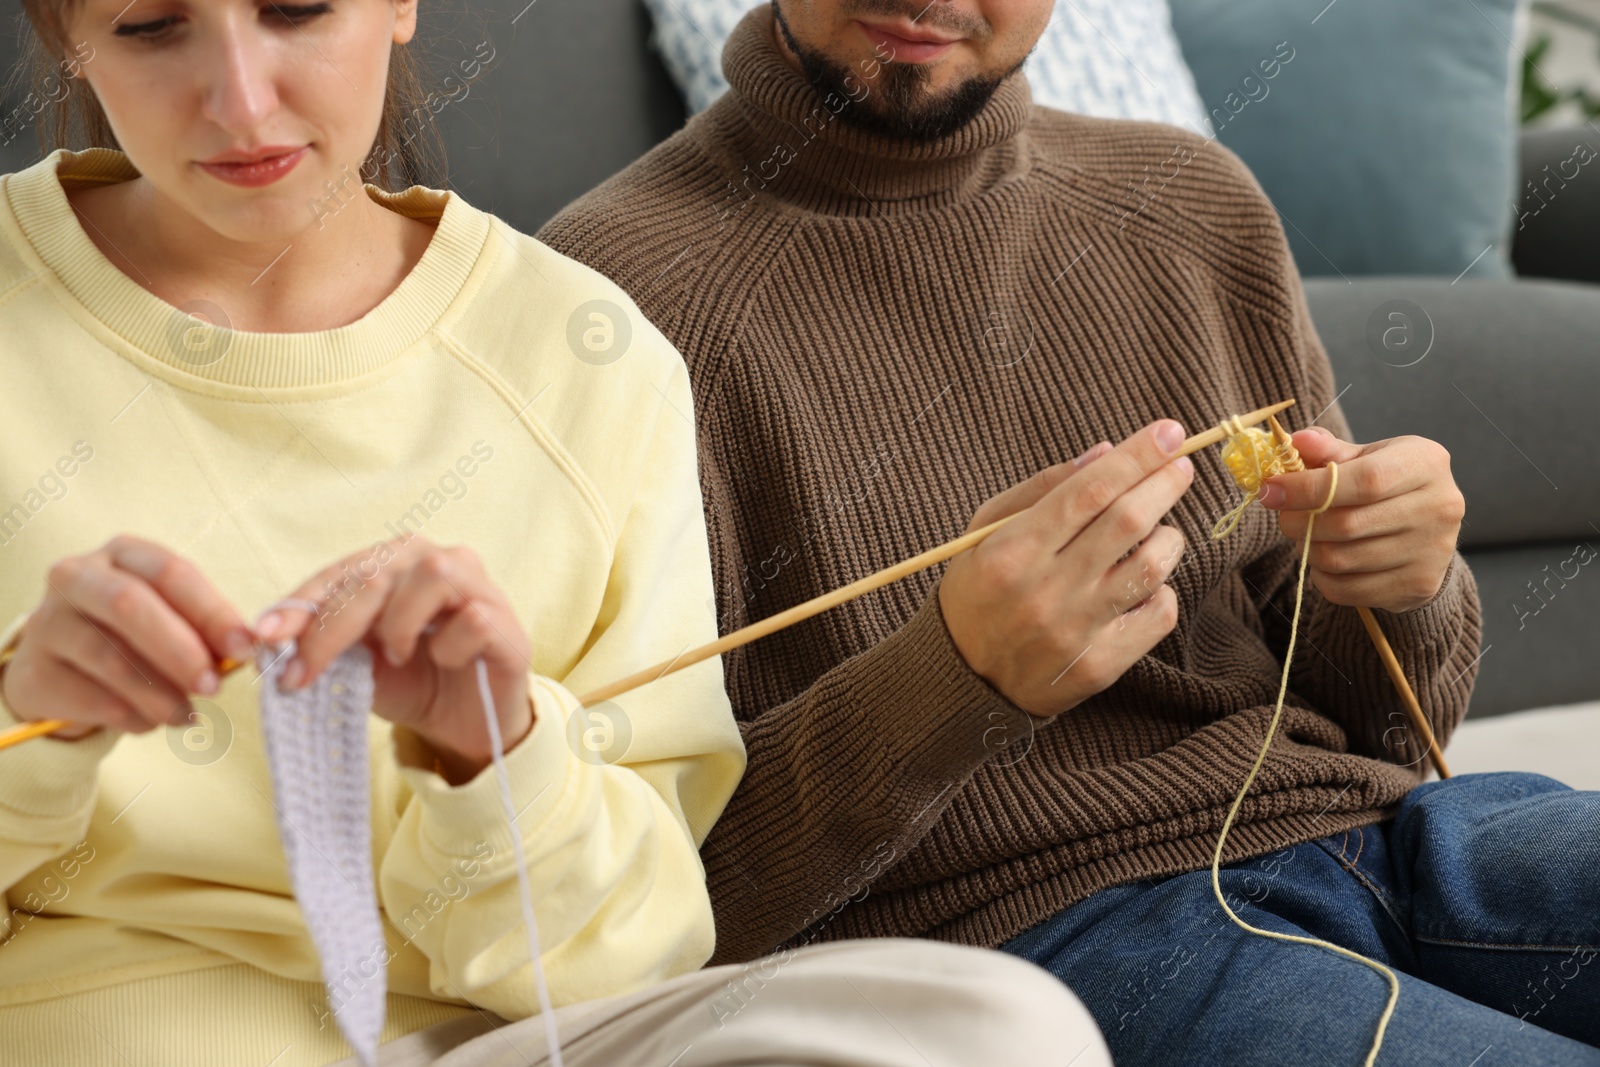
[
  {"x1": 2, "y1": 147, "x2": 490, "y2": 392},
  {"x1": 714, "y1": 6, "x2": 1033, "y2": 215}
]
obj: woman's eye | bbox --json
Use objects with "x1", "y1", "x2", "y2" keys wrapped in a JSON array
[
  {"x1": 113, "y1": 15, "x2": 179, "y2": 38},
  {"x1": 266, "y1": 3, "x2": 333, "y2": 25},
  {"x1": 112, "y1": 3, "x2": 331, "y2": 40}
]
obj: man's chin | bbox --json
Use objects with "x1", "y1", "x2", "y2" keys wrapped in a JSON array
[
  {"x1": 838, "y1": 67, "x2": 1006, "y2": 143},
  {"x1": 775, "y1": 2, "x2": 1006, "y2": 143}
]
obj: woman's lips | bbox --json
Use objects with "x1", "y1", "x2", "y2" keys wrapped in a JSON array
[
  {"x1": 857, "y1": 22, "x2": 958, "y2": 63},
  {"x1": 197, "y1": 145, "x2": 309, "y2": 187}
]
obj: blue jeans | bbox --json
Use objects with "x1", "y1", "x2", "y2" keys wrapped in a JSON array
[{"x1": 1002, "y1": 773, "x2": 1600, "y2": 1066}]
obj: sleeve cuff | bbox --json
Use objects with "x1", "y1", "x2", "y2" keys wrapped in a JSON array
[
  {"x1": 0, "y1": 615, "x2": 120, "y2": 826},
  {"x1": 868, "y1": 589, "x2": 1042, "y2": 779},
  {"x1": 1364, "y1": 552, "x2": 1471, "y2": 650},
  {"x1": 390, "y1": 673, "x2": 578, "y2": 860}
]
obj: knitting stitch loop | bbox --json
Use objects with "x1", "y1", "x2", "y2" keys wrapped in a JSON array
[{"x1": 1211, "y1": 414, "x2": 1302, "y2": 540}]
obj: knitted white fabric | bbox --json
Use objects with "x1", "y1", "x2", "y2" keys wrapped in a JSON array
[{"x1": 258, "y1": 642, "x2": 386, "y2": 1067}]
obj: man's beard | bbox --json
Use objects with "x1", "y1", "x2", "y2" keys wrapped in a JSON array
[{"x1": 772, "y1": 2, "x2": 1012, "y2": 143}]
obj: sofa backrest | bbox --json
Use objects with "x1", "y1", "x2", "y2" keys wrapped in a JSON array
[{"x1": 417, "y1": 0, "x2": 685, "y2": 232}]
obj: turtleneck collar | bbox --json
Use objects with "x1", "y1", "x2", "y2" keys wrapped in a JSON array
[
  {"x1": 1, "y1": 147, "x2": 489, "y2": 393},
  {"x1": 711, "y1": 5, "x2": 1034, "y2": 216}
]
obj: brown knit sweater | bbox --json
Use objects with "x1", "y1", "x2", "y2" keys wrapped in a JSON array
[{"x1": 538, "y1": 7, "x2": 1483, "y2": 966}]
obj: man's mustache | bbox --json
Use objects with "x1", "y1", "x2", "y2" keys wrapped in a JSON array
[{"x1": 839, "y1": 0, "x2": 993, "y2": 40}]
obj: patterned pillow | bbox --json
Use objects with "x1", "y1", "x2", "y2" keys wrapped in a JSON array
[{"x1": 643, "y1": 0, "x2": 1212, "y2": 135}]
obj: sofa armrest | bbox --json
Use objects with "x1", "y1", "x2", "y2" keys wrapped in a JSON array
[
  {"x1": 1511, "y1": 126, "x2": 1600, "y2": 283},
  {"x1": 1304, "y1": 277, "x2": 1600, "y2": 717}
]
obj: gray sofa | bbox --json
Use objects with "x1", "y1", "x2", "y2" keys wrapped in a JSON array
[{"x1": 4, "y1": 0, "x2": 1596, "y2": 717}]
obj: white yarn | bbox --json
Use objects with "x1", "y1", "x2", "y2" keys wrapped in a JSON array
[
  {"x1": 474, "y1": 658, "x2": 565, "y2": 1067},
  {"x1": 259, "y1": 634, "x2": 563, "y2": 1065}
]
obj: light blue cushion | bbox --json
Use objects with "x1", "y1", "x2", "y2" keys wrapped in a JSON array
[
  {"x1": 1167, "y1": 0, "x2": 1521, "y2": 279},
  {"x1": 643, "y1": 0, "x2": 1211, "y2": 134}
]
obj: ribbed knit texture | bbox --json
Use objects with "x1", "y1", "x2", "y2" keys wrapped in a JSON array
[{"x1": 539, "y1": 7, "x2": 1484, "y2": 965}]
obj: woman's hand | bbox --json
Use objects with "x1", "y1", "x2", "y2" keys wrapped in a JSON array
[
  {"x1": 1, "y1": 535, "x2": 255, "y2": 738},
  {"x1": 1260, "y1": 428, "x2": 1465, "y2": 614},
  {"x1": 257, "y1": 536, "x2": 533, "y2": 784}
]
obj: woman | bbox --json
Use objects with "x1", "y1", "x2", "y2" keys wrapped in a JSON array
[{"x1": 0, "y1": 0, "x2": 1093, "y2": 1064}]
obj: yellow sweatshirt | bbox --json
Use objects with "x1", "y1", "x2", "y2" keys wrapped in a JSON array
[{"x1": 0, "y1": 148, "x2": 745, "y2": 1066}]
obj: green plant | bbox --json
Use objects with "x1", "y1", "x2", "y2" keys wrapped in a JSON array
[
  {"x1": 1521, "y1": 35, "x2": 1600, "y2": 124},
  {"x1": 1523, "y1": 5, "x2": 1600, "y2": 126}
]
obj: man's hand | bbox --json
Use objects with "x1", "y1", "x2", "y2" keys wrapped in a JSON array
[
  {"x1": 939, "y1": 420, "x2": 1196, "y2": 718},
  {"x1": 1260, "y1": 428, "x2": 1464, "y2": 614}
]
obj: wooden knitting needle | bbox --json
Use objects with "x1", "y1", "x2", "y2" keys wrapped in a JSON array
[
  {"x1": 1264, "y1": 413, "x2": 1452, "y2": 779},
  {"x1": 0, "y1": 656, "x2": 252, "y2": 753},
  {"x1": 577, "y1": 399, "x2": 1299, "y2": 706},
  {"x1": 0, "y1": 399, "x2": 1299, "y2": 749}
]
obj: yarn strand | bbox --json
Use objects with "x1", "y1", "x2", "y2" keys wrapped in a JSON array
[
  {"x1": 475, "y1": 659, "x2": 565, "y2": 1067},
  {"x1": 1209, "y1": 436, "x2": 1401, "y2": 1066}
]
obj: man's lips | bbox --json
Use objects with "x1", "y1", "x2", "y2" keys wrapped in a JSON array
[{"x1": 857, "y1": 21, "x2": 960, "y2": 63}]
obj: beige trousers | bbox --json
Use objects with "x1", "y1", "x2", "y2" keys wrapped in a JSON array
[{"x1": 332, "y1": 939, "x2": 1110, "y2": 1067}]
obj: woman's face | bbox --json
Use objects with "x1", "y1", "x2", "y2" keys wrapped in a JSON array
[{"x1": 62, "y1": 0, "x2": 416, "y2": 242}]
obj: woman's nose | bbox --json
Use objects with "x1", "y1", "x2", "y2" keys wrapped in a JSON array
[{"x1": 199, "y1": 19, "x2": 281, "y2": 135}]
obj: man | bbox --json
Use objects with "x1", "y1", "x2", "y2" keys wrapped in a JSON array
[{"x1": 540, "y1": 2, "x2": 1600, "y2": 1063}]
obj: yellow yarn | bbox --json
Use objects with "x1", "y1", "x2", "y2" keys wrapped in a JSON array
[
  {"x1": 1211, "y1": 417, "x2": 1296, "y2": 539},
  {"x1": 1208, "y1": 417, "x2": 1401, "y2": 1067}
]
